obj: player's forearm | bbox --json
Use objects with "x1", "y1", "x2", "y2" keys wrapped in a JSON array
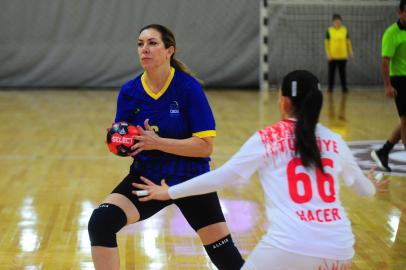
[
  {"x1": 350, "y1": 175, "x2": 376, "y2": 197},
  {"x1": 168, "y1": 165, "x2": 242, "y2": 199},
  {"x1": 381, "y1": 57, "x2": 391, "y2": 86},
  {"x1": 155, "y1": 136, "x2": 213, "y2": 157}
]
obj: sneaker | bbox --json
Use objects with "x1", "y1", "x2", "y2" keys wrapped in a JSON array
[{"x1": 371, "y1": 149, "x2": 391, "y2": 172}]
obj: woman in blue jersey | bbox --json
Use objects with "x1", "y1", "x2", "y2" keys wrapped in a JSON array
[{"x1": 87, "y1": 24, "x2": 244, "y2": 270}]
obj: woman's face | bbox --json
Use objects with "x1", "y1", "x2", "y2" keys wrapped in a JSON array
[
  {"x1": 138, "y1": 28, "x2": 174, "y2": 71},
  {"x1": 333, "y1": 19, "x2": 342, "y2": 28}
]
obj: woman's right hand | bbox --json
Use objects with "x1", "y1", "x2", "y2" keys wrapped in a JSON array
[
  {"x1": 384, "y1": 85, "x2": 396, "y2": 98},
  {"x1": 130, "y1": 119, "x2": 161, "y2": 156}
]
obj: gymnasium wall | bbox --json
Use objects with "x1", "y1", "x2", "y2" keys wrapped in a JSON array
[
  {"x1": 0, "y1": 0, "x2": 258, "y2": 88},
  {"x1": 267, "y1": 1, "x2": 398, "y2": 87},
  {"x1": 0, "y1": 0, "x2": 399, "y2": 88}
]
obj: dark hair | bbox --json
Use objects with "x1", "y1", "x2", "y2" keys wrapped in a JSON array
[
  {"x1": 281, "y1": 70, "x2": 324, "y2": 172},
  {"x1": 400, "y1": 0, "x2": 406, "y2": 11},
  {"x1": 332, "y1": 14, "x2": 342, "y2": 21},
  {"x1": 139, "y1": 24, "x2": 195, "y2": 78}
]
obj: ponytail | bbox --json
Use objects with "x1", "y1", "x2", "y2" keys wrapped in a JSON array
[
  {"x1": 170, "y1": 58, "x2": 190, "y2": 75},
  {"x1": 294, "y1": 90, "x2": 323, "y2": 171},
  {"x1": 170, "y1": 57, "x2": 204, "y2": 86}
]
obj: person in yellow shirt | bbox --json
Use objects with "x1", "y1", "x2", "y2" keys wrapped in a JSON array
[{"x1": 325, "y1": 14, "x2": 353, "y2": 93}]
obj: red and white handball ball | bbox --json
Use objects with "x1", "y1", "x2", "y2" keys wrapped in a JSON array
[{"x1": 106, "y1": 122, "x2": 139, "y2": 156}]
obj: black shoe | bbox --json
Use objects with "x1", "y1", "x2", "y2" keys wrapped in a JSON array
[{"x1": 371, "y1": 149, "x2": 391, "y2": 172}]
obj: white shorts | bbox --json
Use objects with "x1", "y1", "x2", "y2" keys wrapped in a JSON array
[{"x1": 242, "y1": 242, "x2": 352, "y2": 270}]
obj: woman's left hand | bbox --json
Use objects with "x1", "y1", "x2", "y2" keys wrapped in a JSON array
[
  {"x1": 367, "y1": 167, "x2": 390, "y2": 192},
  {"x1": 130, "y1": 119, "x2": 160, "y2": 156},
  {"x1": 132, "y1": 176, "x2": 171, "y2": 201}
]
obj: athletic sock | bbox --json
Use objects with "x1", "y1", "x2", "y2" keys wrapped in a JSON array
[
  {"x1": 204, "y1": 234, "x2": 244, "y2": 270},
  {"x1": 381, "y1": 140, "x2": 395, "y2": 155}
]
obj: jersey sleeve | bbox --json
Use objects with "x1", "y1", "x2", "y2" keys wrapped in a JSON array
[
  {"x1": 186, "y1": 79, "x2": 216, "y2": 138},
  {"x1": 382, "y1": 27, "x2": 395, "y2": 58},
  {"x1": 325, "y1": 30, "x2": 330, "y2": 39},
  {"x1": 325, "y1": 29, "x2": 331, "y2": 58},
  {"x1": 222, "y1": 132, "x2": 267, "y2": 180},
  {"x1": 337, "y1": 139, "x2": 375, "y2": 196},
  {"x1": 168, "y1": 165, "x2": 245, "y2": 199},
  {"x1": 168, "y1": 132, "x2": 266, "y2": 199},
  {"x1": 338, "y1": 139, "x2": 363, "y2": 186},
  {"x1": 114, "y1": 83, "x2": 131, "y2": 123}
]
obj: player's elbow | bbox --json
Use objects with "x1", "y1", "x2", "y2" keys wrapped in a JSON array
[
  {"x1": 196, "y1": 137, "x2": 214, "y2": 157},
  {"x1": 199, "y1": 144, "x2": 213, "y2": 157},
  {"x1": 381, "y1": 57, "x2": 391, "y2": 66}
]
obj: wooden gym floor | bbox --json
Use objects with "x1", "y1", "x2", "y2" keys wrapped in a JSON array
[{"x1": 0, "y1": 89, "x2": 404, "y2": 270}]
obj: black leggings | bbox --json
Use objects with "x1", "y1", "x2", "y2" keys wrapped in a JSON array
[
  {"x1": 92, "y1": 171, "x2": 245, "y2": 270},
  {"x1": 111, "y1": 171, "x2": 226, "y2": 231},
  {"x1": 328, "y1": 60, "x2": 348, "y2": 92}
]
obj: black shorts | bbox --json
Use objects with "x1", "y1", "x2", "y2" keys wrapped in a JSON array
[
  {"x1": 391, "y1": 76, "x2": 406, "y2": 116},
  {"x1": 111, "y1": 171, "x2": 226, "y2": 231}
]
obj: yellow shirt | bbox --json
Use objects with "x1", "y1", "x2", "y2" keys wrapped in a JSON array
[{"x1": 325, "y1": 26, "x2": 353, "y2": 60}]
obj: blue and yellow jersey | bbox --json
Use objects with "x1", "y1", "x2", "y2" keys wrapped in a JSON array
[
  {"x1": 115, "y1": 67, "x2": 216, "y2": 184},
  {"x1": 325, "y1": 26, "x2": 353, "y2": 60}
]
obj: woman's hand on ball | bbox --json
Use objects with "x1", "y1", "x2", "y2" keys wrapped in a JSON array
[{"x1": 130, "y1": 119, "x2": 160, "y2": 156}]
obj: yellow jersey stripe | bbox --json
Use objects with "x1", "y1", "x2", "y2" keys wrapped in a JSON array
[
  {"x1": 192, "y1": 130, "x2": 217, "y2": 138},
  {"x1": 141, "y1": 67, "x2": 175, "y2": 100}
]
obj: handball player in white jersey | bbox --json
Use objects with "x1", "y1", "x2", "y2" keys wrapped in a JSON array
[{"x1": 132, "y1": 70, "x2": 388, "y2": 270}]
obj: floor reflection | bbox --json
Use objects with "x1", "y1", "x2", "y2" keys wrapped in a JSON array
[
  {"x1": 24, "y1": 266, "x2": 41, "y2": 270},
  {"x1": 120, "y1": 199, "x2": 259, "y2": 236},
  {"x1": 78, "y1": 201, "x2": 94, "y2": 255},
  {"x1": 327, "y1": 91, "x2": 348, "y2": 121},
  {"x1": 326, "y1": 92, "x2": 349, "y2": 139},
  {"x1": 19, "y1": 197, "x2": 39, "y2": 253},
  {"x1": 142, "y1": 229, "x2": 163, "y2": 257},
  {"x1": 387, "y1": 207, "x2": 401, "y2": 245},
  {"x1": 118, "y1": 199, "x2": 260, "y2": 258}
]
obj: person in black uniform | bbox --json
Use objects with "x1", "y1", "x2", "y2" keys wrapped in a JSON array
[{"x1": 87, "y1": 24, "x2": 244, "y2": 270}]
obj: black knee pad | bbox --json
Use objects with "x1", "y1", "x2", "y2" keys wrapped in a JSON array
[
  {"x1": 204, "y1": 234, "x2": 245, "y2": 270},
  {"x1": 88, "y1": 203, "x2": 127, "y2": 247}
]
